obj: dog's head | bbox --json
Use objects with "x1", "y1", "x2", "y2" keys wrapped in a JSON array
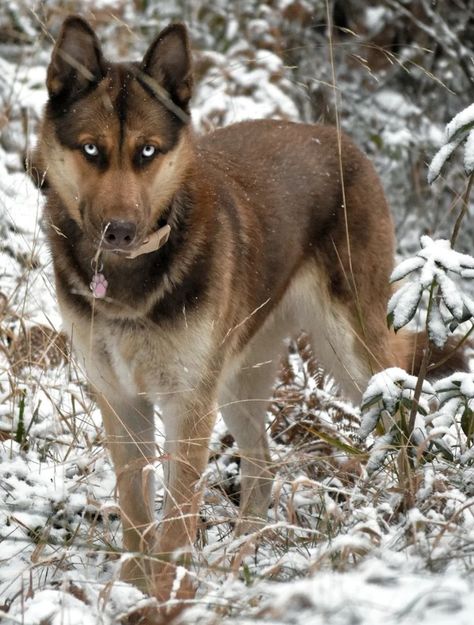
[{"x1": 38, "y1": 16, "x2": 194, "y2": 253}]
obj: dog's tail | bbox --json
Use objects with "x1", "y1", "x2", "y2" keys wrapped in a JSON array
[{"x1": 392, "y1": 330, "x2": 470, "y2": 379}]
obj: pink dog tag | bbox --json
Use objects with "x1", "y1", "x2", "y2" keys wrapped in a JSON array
[{"x1": 90, "y1": 272, "x2": 108, "y2": 299}]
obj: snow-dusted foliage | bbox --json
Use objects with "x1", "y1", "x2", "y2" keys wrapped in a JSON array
[
  {"x1": 428, "y1": 102, "x2": 474, "y2": 182},
  {"x1": 192, "y1": 48, "x2": 300, "y2": 130},
  {"x1": 388, "y1": 236, "x2": 474, "y2": 346},
  {"x1": 361, "y1": 367, "x2": 474, "y2": 468},
  {"x1": 362, "y1": 101, "x2": 474, "y2": 472},
  {"x1": 432, "y1": 373, "x2": 474, "y2": 451},
  {"x1": 360, "y1": 368, "x2": 434, "y2": 441}
]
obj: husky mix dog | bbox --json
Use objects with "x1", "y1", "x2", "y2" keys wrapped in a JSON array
[{"x1": 35, "y1": 15, "x2": 414, "y2": 604}]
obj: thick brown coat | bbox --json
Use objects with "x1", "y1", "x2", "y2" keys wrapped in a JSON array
[{"x1": 37, "y1": 16, "x2": 409, "y2": 611}]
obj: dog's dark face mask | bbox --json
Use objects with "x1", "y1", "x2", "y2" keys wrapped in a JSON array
[{"x1": 38, "y1": 16, "x2": 193, "y2": 253}]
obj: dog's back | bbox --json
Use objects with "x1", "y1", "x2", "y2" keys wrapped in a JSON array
[{"x1": 196, "y1": 120, "x2": 398, "y2": 388}]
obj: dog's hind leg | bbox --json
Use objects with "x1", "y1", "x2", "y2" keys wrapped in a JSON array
[{"x1": 219, "y1": 356, "x2": 279, "y2": 534}]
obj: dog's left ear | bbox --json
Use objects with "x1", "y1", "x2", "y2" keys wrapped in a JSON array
[
  {"x1": 47, "y1": 16, "x2": 106, "y2": 100},
  {"x1": 141, "y1": 23, "x2": 193, "y2": 111}
]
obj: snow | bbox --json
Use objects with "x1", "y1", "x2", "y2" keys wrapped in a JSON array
[
  {"x1": 0, "y1": 9, "x2": 474, "y2": 625},
  {"x1": 446, "y1": 102, "x2": 474, "y2": 142},
  {"x1": 428, "y1": 102, "x2": 474, "y2": 182},
  {"x1": 390, "y1": 256, "x2": 425, "y2": 282},
  {"x1": 418, "y1": 236, "x2": 474, "y2": 276},
  {"x1": 374, "y1": 90, "x2": 420, "y2": 118},
  {"x1": 12, "y1": 589, "x2": 103, "y2": 625},
  {"x1": 427, "y1": 301, "x2": 448, "y2": 348},
  {"x1": 387, "y1": 281, "x2": 423, "y2": 330},
  {"x1": 437, "y1": 271, "x2": 464, "y2": 319},
  {"x1": 388, "y1": 235, "x2": 474, "y2": 341},
  {"x1": 427, "y1": 137, "x2": 462, "y2": 184},
  {"x1": 393, "y1": 236, "x2": 474, "y2": 285},
  {"x1": 180, "y1": 563, "x2": 474, "y2": 625},
  {"x1": 382, "y1": 127, "x2": 413, "y2": 149},
  {"x1": 464, "y1": 129, "x2": 474, "y2": 175},
  {"x1": 192, "y1": 47, "x2": 299, "y2": 130},
  {"x1": 366, "y1": 431, "x2": 395, "y2": 473},
  {"x1": 364, "y1": 6, "x2": 387, "y2": 33},
  {"x1": 435, "y1": 372, "x2": 474, "y2": 405},
  {"x1": 360, "y1": 368, "x2": 435, "y2": 440}
]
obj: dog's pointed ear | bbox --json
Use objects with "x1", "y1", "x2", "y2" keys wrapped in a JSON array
[
  {"x1": 47, "y1": 16, "x2": 105, "y2": 99},
  {"x1": 141, "y1": 23, "x2": 193, "y2": 111}
]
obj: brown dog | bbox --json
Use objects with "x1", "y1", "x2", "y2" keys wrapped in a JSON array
[{"x1": 35, "y1": 15, "x2": 407, "y2": 603}]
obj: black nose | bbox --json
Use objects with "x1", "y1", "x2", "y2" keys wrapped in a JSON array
[{"x1": 103, "y1": 220, "x2": 137, "y2": 249}]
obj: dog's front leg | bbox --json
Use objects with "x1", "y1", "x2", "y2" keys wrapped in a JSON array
[
  {"x1": 95, "y1": 392, "x2": 159, "y2": 592},
  {"x1": 152, "y1": 391, "x2": 217, "y2": 603}
]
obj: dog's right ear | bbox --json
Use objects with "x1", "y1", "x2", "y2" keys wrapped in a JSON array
[
  {"x1": 47, "y1": 16, "x2": 105, "y2": 99},
  {"x1": 141, "y1": 23, "x2": 193, "y2": 111}
]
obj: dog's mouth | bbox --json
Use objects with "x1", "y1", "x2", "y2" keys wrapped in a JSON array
[{"x1": 96, "y1": 218, "x2": 170, "y2": 259}]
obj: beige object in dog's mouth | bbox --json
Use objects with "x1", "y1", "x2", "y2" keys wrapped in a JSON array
[{"x1": 125, "y1": 224, "x2": 171, "y2": 259}]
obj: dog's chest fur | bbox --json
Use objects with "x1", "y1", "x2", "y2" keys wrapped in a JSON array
[{"x1": 89, "y1": 312, "x2": 216, "y2": 400}]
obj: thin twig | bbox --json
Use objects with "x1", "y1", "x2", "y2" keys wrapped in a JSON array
[
  {"x1": 451, "y1": 174, "x2": 474, "y2": 247},
  {"x1": 407, "y1": 281, "x2": 435, "y2": 440}
]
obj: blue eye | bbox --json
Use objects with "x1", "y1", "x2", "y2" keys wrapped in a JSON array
[
  {"x1": 83, "y1": 143, "x2": 99, "y2": 157},
  {"x1": 141, "y1": 145, "x2": 156, "y2": 158}
]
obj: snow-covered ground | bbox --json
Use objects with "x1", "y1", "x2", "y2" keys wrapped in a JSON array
[{"x1": 1, "y1": 9, "x2": 474, "y2": 625}]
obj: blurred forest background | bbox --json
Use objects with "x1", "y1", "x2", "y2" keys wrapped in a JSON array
[{"x1": 1, "y1": 0, "x2": 473, "y2": 253}]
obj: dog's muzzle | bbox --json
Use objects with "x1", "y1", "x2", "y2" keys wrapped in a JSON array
[{"x1": 103, "y1": 220, "x2": 137, "y2": 251}]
